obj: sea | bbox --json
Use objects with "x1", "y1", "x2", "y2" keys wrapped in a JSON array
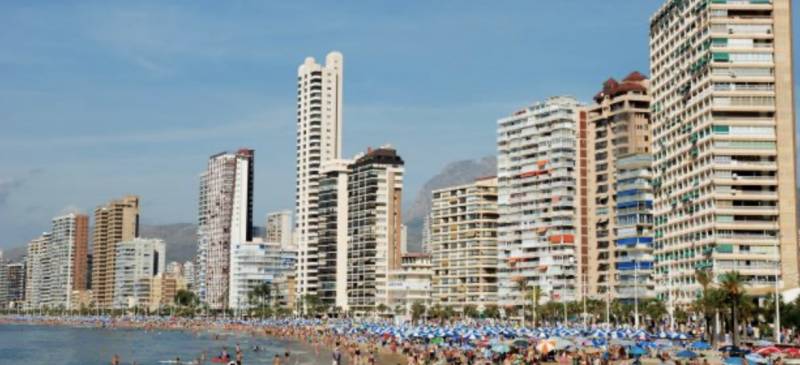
[{"x1": 0, "y1": 323, "x2": 327, "y2": 365}]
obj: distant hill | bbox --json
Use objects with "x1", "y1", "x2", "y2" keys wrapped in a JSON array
[
  {"x1": 2, "y1": 223, "x2": 199, "y2": 264},
  {"x1": 404, "y1": 156, "x2": 497, "y2": 251},
  {"x1": 140, "y1": 223, "x2": 198, "y2": 263}
]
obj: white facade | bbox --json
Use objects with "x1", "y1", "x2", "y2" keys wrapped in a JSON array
[
  {"x1": 295, "y1": 51, "x2": 344, "y2": 300},
  {"x1": 318, "y1": 159, "x2": 352, "y2": 311},
  {"x1": 24, "y1": 214, "x2": 85, "y2": 310},
  {"x1": 266, "y1": 211, "x2": 294, "y2": 250},
  {"x1": 113, "y1": 238, "x2": 165, "y2": 309},
  {"x1": 197, "y1": 149, "x2": 253, "y2": 309},
  {"x1": 497, "y1": 96, "x2": 587, "y2": 307},
  {"x1": 386, "y1": 254, "x2": 433, "y2": 319},
  {"x1": 24, "y1": 234, "x2": 48, "y2": 310},
  {"x1": 228, "y1": 240, "x2": 297, "y2": 310}
]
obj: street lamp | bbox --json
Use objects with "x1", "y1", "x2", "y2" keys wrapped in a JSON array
[{"x1": 634, "y1": 257, "x2": 639, "y2": 328}]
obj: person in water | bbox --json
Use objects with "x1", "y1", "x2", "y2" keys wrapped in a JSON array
[
  {"x1": 273, "y1": 354, "x2": 282, "y2": 365},
  {"x1": 235, "y1": 350, "x2": 243, "y2": 365},
  {"x1": 284, "y1": 351, "x2": 291, "y2": 365},
  {"x1": 111, "y1": 354, "x2": 120, "y2": 365}
]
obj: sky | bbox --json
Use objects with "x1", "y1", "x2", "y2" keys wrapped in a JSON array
[{"x1": 0, "y1": 1, "x2": 798, "y2": 249}]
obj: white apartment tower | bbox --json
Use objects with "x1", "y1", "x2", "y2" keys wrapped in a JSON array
[
  {"x1": 196, "y1": 149, "x2": 254, "y2": 309},
  {"x1": 496, "y1": 96, "x2": 589, "y2": 309},
  {"x1": 295, "y1": 51, "x2": 344, "y2": 299},
  {"x1": 112, "y1": 238, "x2": 166, "y2": 309},
  {"x1": 266, "y1": 211, "x2": 294, "y2": 250},
  {"x1": 650, "y1": 0, "x2": 797, "y2": 302}
]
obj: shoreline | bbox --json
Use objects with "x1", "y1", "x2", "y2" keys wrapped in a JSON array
[{"x1": 0, "y1": 315, "x2": 408, "y2": 365}]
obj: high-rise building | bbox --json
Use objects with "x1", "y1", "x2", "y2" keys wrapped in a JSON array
[
  {"x1": 430, "y1": 177, "x2": 499, "y2": 311},
  {"x1": 24, "y1": 234, "x2": 49, "y2": 310},
  {"x1": 92, "y1": 196, "x2": 140, "y2": 309},
  {"x1": 196, "y1": 149, "x2": 254, "y2": 309},
  {"x1": 421, "y1": 215, "x2": 432, "y2": 254},
  {"x1": 650, "y1": 0, "x2": 797, "y2": 302},
  {"x1": 112, "y1": 238, "x2": 165, "y2": 309},
  {"x1": 586, "y1": 73, "x2": 654, "y2": 301},
  {"x1": 182, "y1": 261, "x2": 195, "y2": 290},
  {"x1": 47, "y1": 213, "x2": 89, "y2": 309},
  {"x1": 496, "y1": 96, "x2": 589, "y2": 309},
  {"x1": 295, "y1": 51, "x2": 344, "y2": 300},
  {"x1": 266, "y1": 211, "x2": 294, "y2": 250},
  {"x1": 347, "y1": 147, "x2": 404, "y2": 314},
  {"x1": 317, "y1": 159, "x2": 352, "y2": 310},
  {"x1": 22, "y1": 213, "x2": 89, "y2": 310},
  {"x1": 7, "y1": 262, "x2": 25, "y2": 309},
  {"x1": 0, "y1": 251, "x2": 7, "y2": 308},
  {"x1": 228, "y1": 240, "x2": 297, "y2": 310}
]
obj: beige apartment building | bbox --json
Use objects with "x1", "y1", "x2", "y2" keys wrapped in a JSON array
[
  {"x1": 586, "y1": 73, "x2": 654, "y2": 300},
  {"x1": 92, "y1": 195, "x2": 140, "y2": 309},
  {"x1": 650, "y1": 0, "x2": 797, "y2": 303},
  {"x1": 430, "y1": 177, "x2": 499, "y2": 311}
]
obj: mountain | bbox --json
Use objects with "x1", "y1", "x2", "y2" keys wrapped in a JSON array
[
  {"x1": 139, "y1": 223, "x2": 198, "y2": 263},
  {"x1": 2, "y1": 223, "x2": 199, "y2": 264},
  {"x1": 404, "y1": 155, "x2": 497, "y2": 251}
]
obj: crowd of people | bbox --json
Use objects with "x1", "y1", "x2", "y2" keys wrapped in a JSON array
[{"x1": 0, "y1": 314, "x2": 791, "y2": 365}]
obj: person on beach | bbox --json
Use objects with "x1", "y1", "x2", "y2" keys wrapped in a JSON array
[{"x1": 333, "y1": 344, "x2": 343, "y2": 365}]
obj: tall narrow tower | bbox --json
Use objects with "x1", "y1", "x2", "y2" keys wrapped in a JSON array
[
  {"x1": 295, "y1": 52, "x2": 344, "y2": 300},
  {"x1": 196, "y1": 149, "x2": 254, "y2": 310},
  {"x1": 92, "y1": 196, "x2": 139, "y2": 309}
]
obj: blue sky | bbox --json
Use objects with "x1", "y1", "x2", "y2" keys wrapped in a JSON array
[{"x1": 0, "y1": 1, "x2": 797, "y2": 248}]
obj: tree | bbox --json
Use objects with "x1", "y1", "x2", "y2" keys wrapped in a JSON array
[
  {"x1": 483, "y1": 304, "x2": 500, "y2": 319},
  {"x1": 175, "y1": 289, "x2": 200, "y2": 315},
  {"x1": 530, "y1": 286, "x2": 543, "y2": 327},
  {"x1": 411, "y1": 302, "x2": 426, "y2": 322},
  {"x1": 695, "y1": 269, "x2": 713, "y2": 342},
  {"x1": 720, "y1": 271, "x2": 746, "y2": 346},
  {"x1": 248, "y1": 282, "x2": 272, "y2": 319},
  {"x1": 463, "y1": 305, "x2": 479, "y2": 319},
  {"x1": 376, "y1": 303, "x2": 389, "y2": 317}
]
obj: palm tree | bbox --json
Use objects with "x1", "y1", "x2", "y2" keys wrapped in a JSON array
[
  {"x1": 411, "y1": 302, "x2": 426, "y2": 321},
  {"x1": 695, "y1": 269, "x2": 713, "y2": 342},
  {"x1": 483, "y1": 304, "x2": 500, "y2": 319},
  {"x1": 513, "y1": 276, "x2": 527, "y2": 324},
  {"x1": 376, "y1": 303, "x2": 389, "y2": 317},
  {"x1": 719, "y1": 271, "x2": 746, "y2": 346},
  {"x1": 531, "y1": 286, "x2": 543, "y2": 327},
  {"x1": 463, "y1": 304, "x2": 479, "y2": 319},
  {"x1": 248, "y1": 282, "x2": 272, "y2": 319}
]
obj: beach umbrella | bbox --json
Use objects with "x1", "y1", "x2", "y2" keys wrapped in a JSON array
[
  {"x1": 675, "y1": 350, "x2": 698, "y2": 359},
  {"x1": 431, "y1": 337, "x2": 444, "y2": 345},
  {"x1": 756, "y1": 346, "x2": 781, "y2": 356},
  {"x1": 512, "y1": 339, "x2": 530, "y2": 349},
  {"x1": 746, "y1": 353, "x2": 768, "y2": 364},
  {"x1": 610, "y1": 339, "x2": 634, "y2": 346},
  {"x1": 536, "y1": 340, "x2": 555, "y2": 354},
  {"x1": 783, "y1": 348, "x2": 800, "y2": 358},
  {"x1": 492, "y1": 344, "x2": 510, "y2": 354},
  {"x1": 629, "y1": 346, "x2": 647, "y2": 357},
  {"x1": 690, "y1": 341, "x2": 711, "y2": 350}
]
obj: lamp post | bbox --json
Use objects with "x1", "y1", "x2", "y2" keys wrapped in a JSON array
[
  {"x1": 774, "y1": 239, "x2": 781, "y2": 343},
  {"x1": 634, "y1": 258, "x2": 639, "y2": 328}
]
